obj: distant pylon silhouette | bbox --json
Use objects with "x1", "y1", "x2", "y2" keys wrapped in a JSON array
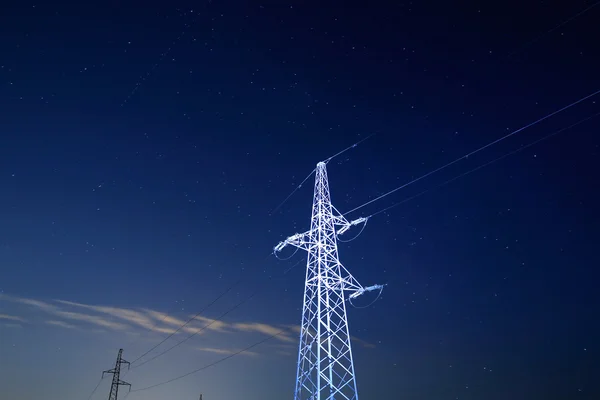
[{"x1": 102, "y1": 349, "x2": 131, "y2": 400}]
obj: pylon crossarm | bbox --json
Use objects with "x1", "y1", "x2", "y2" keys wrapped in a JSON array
[
  {"x1": 102, "y1": 368, "x2": 115, "y2": 378},
  {"x1": 348, "y1": 284, "x2": 386, "y2": 300},
  {"x1": 337, "y1": 217, "x2": 368, "y2": 236},
  {"x1": 273, "y1": 230, "x2": 312, "y2": 253},
  {"x1": 118, "y1": 380, "x2": 131, "y2": 390}
]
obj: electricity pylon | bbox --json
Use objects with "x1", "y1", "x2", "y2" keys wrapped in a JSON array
[
  {"x1": 103, "y1": 349, "x2": 131, "y2": 400},
  {"x1": 274, "y1": 161, "x2": 384, "y2": 400}
]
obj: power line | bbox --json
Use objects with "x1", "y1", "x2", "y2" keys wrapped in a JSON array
[
  {"x1": 141, "y1": 106, "x2": 599, "y2": 398},
  {"x1": 323, "y1": 133, "x2": 377, "y2": 164},
  {"x1": 343, "y1": 88, "x2": 600, "y2": 217},
  {"x1": 507, "y1": 1, "x2": 600, "y2": 58},
  {"x1": 269, "y1": 133, "x2": 376, "y2": 215},
  {"x1": 129, "y1": 256, "x2": 305, "y2": 370},
  {"x1": 128, "y1": 250, "x2": 275, "y2": 367},
  {"x1": 121, "y1": 257, "x2": 305, "y2": 393},
  {"x1": 85, "y1": 377, "x2": 104, "y2": 400},
  {"x1": 367, "y1": 110, "x2": 600, "y2": 219},
  {"x1": 130, "y1": 279, "x2": 242, "y2": 365},
  {"x1": 269, "y1": 167, "x2": 316, "y2": 216},
  {"x1": 123, "y1": 298, "x2": 185, "y2": 362},
  {"x1": 129, "y1": 329, "x2": 287, "y2": 393},
  {"x1": 131, "y1": 290, "x2": 259, "y2": 370}
]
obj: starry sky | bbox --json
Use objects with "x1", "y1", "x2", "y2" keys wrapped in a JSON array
[{"x1": 1, "y1": 0, "x2": 599, "y2": 399}]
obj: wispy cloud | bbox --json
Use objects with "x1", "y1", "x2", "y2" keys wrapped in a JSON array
[
  {"x1": 0, "y1": 293, "x2": 132, "y2": 332},
  {"x1": 46, "y1": 320, "x2": 78, "y2": 329},
  {"x1": 233, "y1": 322, "x2": 295, "y2": 343},
  {"x1": 0, "y1": 294, "x2": 294, "y2": 343},
  {"x1": 54, "y1": 300, "x2": 152, "y2": 332},
  {"x1": 0, "y1": 293, "x2": 374, "y2": 353},
  {"x1": 191, "y1": 314, "x2": 229, "y2": 333},
  {"x1": 0, "y1": 314, "x2": 26, "y2": 322},
  {"x1": 1, "y1": 323, "x2": 22, "y2": 329},
  {"x1": 195, "y1": 347, "x2": 259, "y2": 357}
]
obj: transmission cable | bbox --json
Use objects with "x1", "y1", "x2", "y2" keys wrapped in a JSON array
[
  {"x1": 126, "y1": 257, "x2": 306, "y2": 390},
  {"x1": 507, "y1": 1, "x2": 600, "y2": 58},
  {"x1": 127, "y1": 252, "x2": 273, "y2": 367},
  {"x1": 269, "y1": 167, "x2": 316, "y2": 215},
  {"x1": 123, "y1": 297, "x2": 186, "y2": 362},
  {"x1": 129, "y1": 279, "x2": 242, "y2": 365},
  {"x1": 129, "y1": 256, "x2": 305, "y2": 370},
  {"x1": 131, "y1": 290, "x2": 259, "y2": 369},
  {"x1": 364, "y1": 110, "x2": 600, "y2": 219},
  {"x1": 323, "y1": 132, "x2": 377, "y2": 164},
  {"x1": 85, "y1": 377, "x2": 104, "y2": 400},
  {"x1": 343, "y1": 88, "x2": 600, "y2": 217},
  {"x1": 341, "y1": 110, "x2": 599, "y2": 311},
  {"x1": 270, "y1": 133, "x2": 376, "y2": 215},
  {"x1": 129, "y1": 329, "x2": 287, "y2": 393}
]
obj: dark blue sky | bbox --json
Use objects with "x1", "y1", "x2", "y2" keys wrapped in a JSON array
[{"x1": 1, "y1": 1, "x2": 599, "y2": 399}]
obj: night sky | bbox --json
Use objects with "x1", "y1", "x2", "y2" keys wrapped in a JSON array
[{"x1": 1, "y1": 1, "x2": 599, "y2": 399}]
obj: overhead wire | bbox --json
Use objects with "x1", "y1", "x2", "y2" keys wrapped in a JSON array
[
  {"x1": 129, "y1": 279, "x2": 242, "y2": 365},
  {"x1": 126, "y1": 257, "x2": 305, "y2": 391},
  {"x1": 323, "y1": 133, "x2": 377, "y2": 164},
  {"x1": 129, "y1": 329, "x2": 287, "y2": 393},
  {"x1": 129, "y1": 256, "x2": 305, "y2": 371},
  {"x1": 269, "y1": 133, "x2": 376, "y2": 215},
  {"x1": 85, "y1": 377, "x2": 104, "y2": 400},
  {"x1": 101, "y1": 1, "x2": 599, "y2": 393},
  {"x1": 122, "y1": 276, "x2": 249, "y2": 381},
  {"x1": 123, "y1": 298, "x2": 186, "y2": 360},
  {"x1": 365, "y1": 110, "x2": 600, "y2": 219},
  {"x1": 342, "y1": 88, "x2": 600, "y2": 217},
  {"x1": 124, "y1": 105, "x2": 598, "y2": 390},
  {"x1": 131, "y1": 290, "x2": 260, "y2": 369},
  {"x1": 125, "y1": 93, "x2": 597, "y2": 387},
  {"x1": 126, "y1": 252, "x2": 271, "y2": 365},
  {"x1": 125, "y1": 245, "x2": 291, "y2": 375},
  {"x1": 507, "y1": 0, "x2": 600, "y2": 58},
  {"x1": 269, "y1": 167, "x2": 316, "y2": 216}
]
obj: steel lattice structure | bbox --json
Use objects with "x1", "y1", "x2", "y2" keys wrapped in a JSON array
[
  {"x1": 274, "y1": 161, "x2": 383, "y2": 400},
  {"x1": 103, "y1": 349, "x2": 131, "y2": 400}
]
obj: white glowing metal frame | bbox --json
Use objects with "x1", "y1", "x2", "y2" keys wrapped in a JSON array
[{"x1": 274, "y1": 162, "x2": 383, "y2": 400}]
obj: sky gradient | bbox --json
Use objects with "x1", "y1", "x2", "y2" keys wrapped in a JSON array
[{"x1": 1, "y1": 1, "x2": 599, "y2": 399}]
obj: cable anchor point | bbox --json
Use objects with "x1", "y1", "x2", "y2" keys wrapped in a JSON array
[
  {"x1": 338, "y1": 216, "x2": 369, "y2": 235},
  {"x1": 349, "y1": 283, "x2": 386, "y2": 300}
]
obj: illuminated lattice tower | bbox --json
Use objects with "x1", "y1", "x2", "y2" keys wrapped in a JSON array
[{"x1": 274, "y1": 162, "x2": 383, "y2": 400}]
